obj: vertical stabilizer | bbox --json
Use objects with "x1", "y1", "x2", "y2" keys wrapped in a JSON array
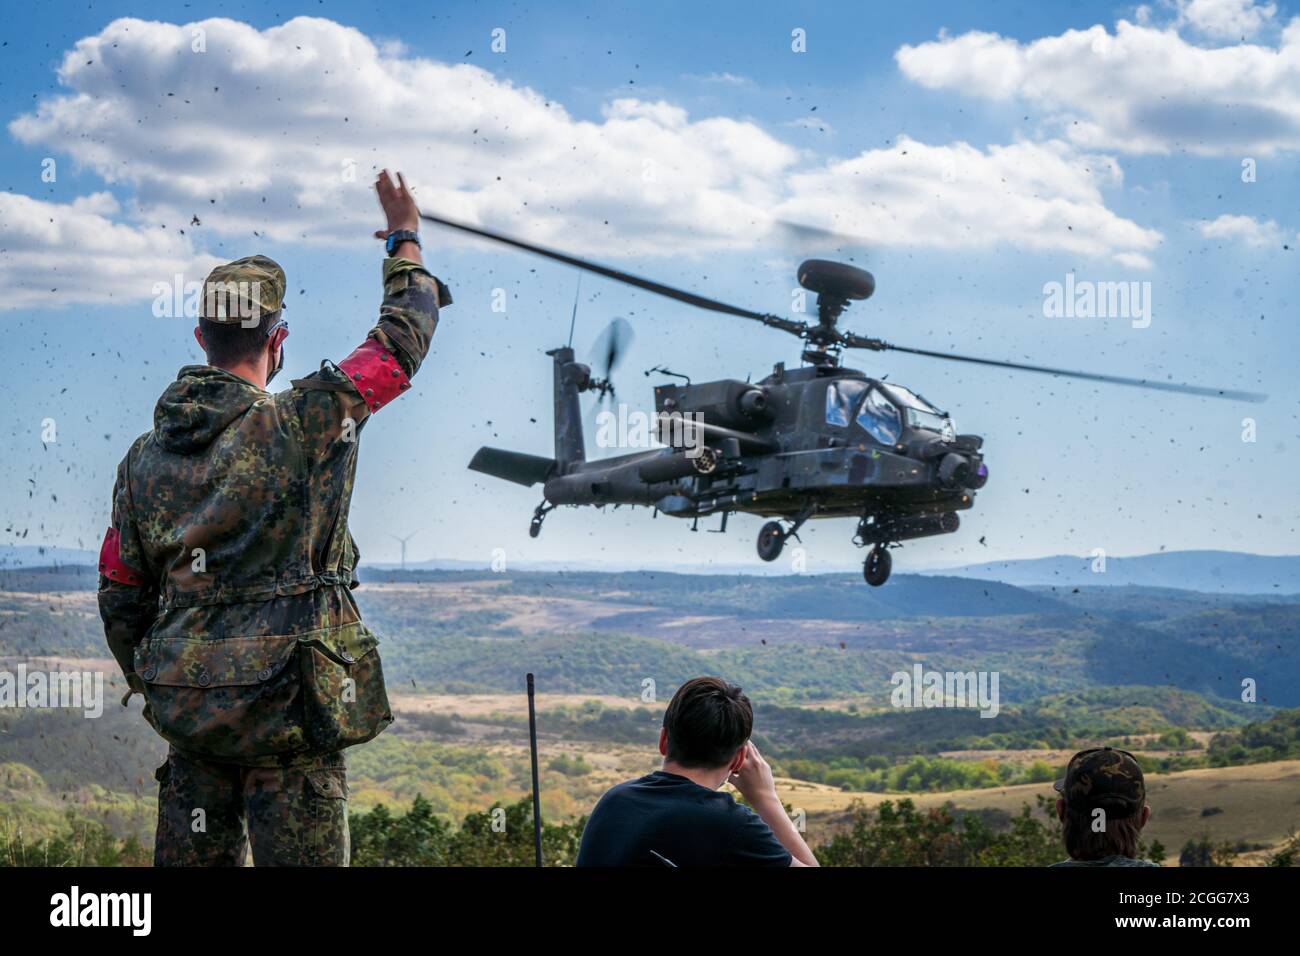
[{"x1": 547, "y1": 346, "x2": 587, "y2": 466}]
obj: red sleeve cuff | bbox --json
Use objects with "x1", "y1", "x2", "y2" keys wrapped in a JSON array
[
  {"x1": 337, "y1": 338, "x2": 412, "y2": 413},
  {"x1": 99, "y1": 527, "x2": 144, "y2": 586}
]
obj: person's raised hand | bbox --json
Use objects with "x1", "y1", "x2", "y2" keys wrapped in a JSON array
[{"x1": 373, "y1": 169, "x2": 420, "y2": 240}]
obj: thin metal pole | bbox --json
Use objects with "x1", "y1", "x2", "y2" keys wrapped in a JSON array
[{"x1": 526, "y1": 672, "x2": 543, "y2": 867}]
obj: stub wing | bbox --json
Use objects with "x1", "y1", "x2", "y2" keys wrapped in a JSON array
[{"x1": 469, "y1": 447, "x2": 556, "y2": 487}]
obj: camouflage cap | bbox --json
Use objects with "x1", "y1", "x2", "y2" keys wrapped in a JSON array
[
  {"x1": 200, "y1": 255, "x2": 287, "y2": 323},
  {"x1": 1054, "y1": 747, "x2": 1146, "y2": 816}
]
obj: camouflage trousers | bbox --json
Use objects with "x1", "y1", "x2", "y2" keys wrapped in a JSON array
[{"x1": 153, "y1": 748, "x2": 350, "y2": 867}]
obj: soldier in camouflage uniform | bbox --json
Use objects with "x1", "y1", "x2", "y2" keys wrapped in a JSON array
[{"x1": 98, "y1": 170, "x2": 449, "y2": 866}]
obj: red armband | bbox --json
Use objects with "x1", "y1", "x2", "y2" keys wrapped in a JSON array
[
  {"x1": 337, "y1": 339, "x2": 411, "y2": 413},
  {"x1": 99, "y1": 527, "x2": 144, "y2": 586}
]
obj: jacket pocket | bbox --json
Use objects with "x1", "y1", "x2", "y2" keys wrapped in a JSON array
[
  {"x1": 135, "y1": 634, "x2": 306, "y2": 760},
  {"x1": 296, "y1": 623, "x2": 393, "y2": 753}
]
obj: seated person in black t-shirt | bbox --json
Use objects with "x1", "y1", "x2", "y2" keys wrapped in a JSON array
[{"x1": 576, "y1": 676, "x2": 819, "y2": 867}]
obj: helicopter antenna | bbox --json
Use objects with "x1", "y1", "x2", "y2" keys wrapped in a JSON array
[
  {"x1": 566, "y1": 273, "x2": 582, "y2": 349},
  {"x1": 644, "y1": 365, "x2": 690, "y2": 385}
]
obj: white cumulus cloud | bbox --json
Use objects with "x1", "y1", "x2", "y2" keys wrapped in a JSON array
[
  {"x1": 1195, "y1": 212, "x2": 1295, "y2": 245},
  {"x1": 0, "y1": 191, "x2": 217, "y2": 311},
  {"x1": 1174, "y1": 0, "x2": 1278, "y2": 40},
  {"x1": 2, "y1": 16, "x2": 1173, "y2": 310},
  {"x1": 9, "y1": 17, "x2": 797, "y2": 257},
  {"x1": 896, "y1": 14, "x2": 1300, "y2": 155},
  {"x1": 780, "y1": 137, "x2": 1162, "y2": 267}
]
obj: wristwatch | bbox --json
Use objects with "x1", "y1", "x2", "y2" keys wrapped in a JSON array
[{"x1": 386, "y1": 229, "x2": 421, "y2": 255}]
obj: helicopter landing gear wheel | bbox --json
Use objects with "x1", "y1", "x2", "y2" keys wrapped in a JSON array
[
  {"x1": 529, "y1": 500, "x2": 554, "y2": 539},
  {"x1": 863, "y1": 546, "x2": 892, "y2": 587},
  {"x1": 757, "y1": 521, "x2": 786, "y2": 562}
]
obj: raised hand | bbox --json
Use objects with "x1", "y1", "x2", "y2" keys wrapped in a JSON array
[{"x1": 373, "y1": 169, "x2": 420, "y2": 240}]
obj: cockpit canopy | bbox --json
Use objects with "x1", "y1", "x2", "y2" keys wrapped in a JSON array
[{"x1": 824, "y1": 378, "x2": 954, "y2": 444}]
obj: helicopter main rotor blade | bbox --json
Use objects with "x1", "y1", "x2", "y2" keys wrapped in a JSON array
[
  {"x1": 422, "y1": 212, "x2": 1263, "y2": 403},
  {"x1": 849, "y1": 336, "x2": 1266, "y2": 403},
  {"x1": 419, "y1": 212, "x2": 807, "y2": 335}
]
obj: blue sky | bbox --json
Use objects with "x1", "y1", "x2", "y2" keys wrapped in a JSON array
[{"x1": 2, "y1": 0, "x2": 1297, "y2": 572}]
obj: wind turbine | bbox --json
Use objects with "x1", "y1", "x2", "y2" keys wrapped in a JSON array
[{"x1": 390, "y1": 530, "x2": 420, "y2": 571}]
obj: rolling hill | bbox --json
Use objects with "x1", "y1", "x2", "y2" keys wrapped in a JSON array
[{"x1": 935, "y1": 550, "x2": 1300, "y2": 595}]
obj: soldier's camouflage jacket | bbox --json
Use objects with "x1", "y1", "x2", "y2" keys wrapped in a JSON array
[{"x1": 98, "y1": 257, "x2": 446, "y2": 766}]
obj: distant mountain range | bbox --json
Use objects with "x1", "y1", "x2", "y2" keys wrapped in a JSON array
[
  {"x1": 0, "y1": 546, "x2": 797, "y2": 576},
  {"x1": 0, "y1": 545, "x2": 98, "y2": 569},
  {"x1": 929, "y1": 550, "x2": 1300, "y2": 595},
  {"x1": 4, "y1": 545, "x2": 1296, "y2": 594}
]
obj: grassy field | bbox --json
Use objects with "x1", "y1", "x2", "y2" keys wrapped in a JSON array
[
  {"x1": 3, "y1": 569, "x2": 1298, "y2": 864},
  {"x1": 787, "y1": 759, "x2": 1300, "y2": 861},
  {"x1": 389, "y1": 691, "x2": 651, "y2": 716},
  {"x1": 379, "y1": 691, "x2": 1300, "y2": 861},
  {"x1": 2, "y1": 665, "x2": 1297, "y2": 863}
]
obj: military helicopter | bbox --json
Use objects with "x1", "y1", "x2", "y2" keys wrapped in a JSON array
[{"x1": 422, "y1": 213, "x2": 1265, "y2": 586}]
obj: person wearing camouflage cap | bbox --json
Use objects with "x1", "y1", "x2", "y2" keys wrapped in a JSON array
[
  {"x1": 194, "y1": 254, "x2": 292, "y2": 384},
  {"x1": 199, "y1": 254, "x2": 289, "y2": 321},
  {"x1": 97, "y1": 170, "x2": 451, "y2": 866},
  {"x1": 1050, "y1": 747, "x2": 1159, "y2": 867}
]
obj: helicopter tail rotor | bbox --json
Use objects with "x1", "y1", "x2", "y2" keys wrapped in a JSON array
[{"x1": 586, "y1": 317, "x2": 634, "y2": 402}]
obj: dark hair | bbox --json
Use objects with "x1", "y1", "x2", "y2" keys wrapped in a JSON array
[
  {"x1": 662, "y1": 677, "x2": 752, "y2": 768},
  {"x1": 199, "y1": 310, "x2": 281, "y2": 367},
  {"x1": 1062, "y1": 805, "x2": 1143, "y2": 860}
]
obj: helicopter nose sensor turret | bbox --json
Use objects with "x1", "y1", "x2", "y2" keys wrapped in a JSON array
[{"x1": 938, "y1": 452, "x2": 989, "y2": 490}]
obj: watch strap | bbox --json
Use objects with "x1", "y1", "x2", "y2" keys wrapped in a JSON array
[{"x1": 386, "y1": 229, "x2": 421, "y2": 255}]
